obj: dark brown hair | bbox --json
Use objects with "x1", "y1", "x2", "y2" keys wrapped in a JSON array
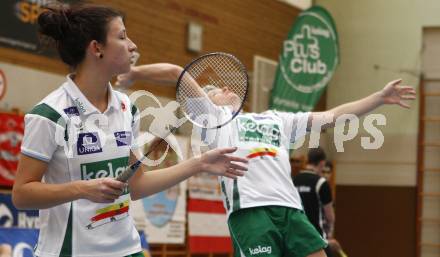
[
  {"x1": 38, "y1": 2, "x2": 123, "y2": 68},
  {"x1": 307, "y1": 147, "x2": 327, "y2": 166}
]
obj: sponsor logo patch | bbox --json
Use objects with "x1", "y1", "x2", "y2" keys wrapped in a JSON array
[
  {"x1": 114, "y1": 131, "x2": 132, "y2": 146},
  {"x1": 63, "y1": 106, "x2": 80, "y2": 117},
  {"x1": 298, "y1": 185, "x2": 312, "y2": 193},
  {"x1": 246, "y1": 147, "x2": 278, "y2": 159},
  {"x1": 77, "y1": 132, "x2": 102, "y2": 155},
  {"x1": 249, "y1": 245, "x2": 272, "y2": 255},
  {"x1": 237, "y1": 117, "x2": 281, "y2": 146},
  {"x1": 80, "y1": 157, "x2": 130, "y2": 196},
  {"x1": 74, "y1": 98, "x2": 86, "y2": 114},
  {"x1": 80, "y1": 156, "x2": 129, "y2": 181},
  {"x1": 86, "y1": 200, "x2": 130, "y2": 230}
]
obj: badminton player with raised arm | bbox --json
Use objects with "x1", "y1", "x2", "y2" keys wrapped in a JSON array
[
  {"x1": 119, "y1": 55, "x2": 415, "y2": 257},
  {"x1": 12, "y1": 3, "x2": 248, "y2": 257}
]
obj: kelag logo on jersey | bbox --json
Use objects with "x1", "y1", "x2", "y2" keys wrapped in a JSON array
[
  {"x1": 114, "y1": 131, "x2": 131, "y2": 147},
  {"x1": 237, "y1": 117, "x2": 281, "y2": 146},
  {"x1": 63, "y1": 106, "x2": 80, "y2": 117},
  {"x1": 77, "y1": 132, "x2": 102, "y2": 155},
  {"x1": 81, "y1": 157, "x2": 129, "y2": 194}
]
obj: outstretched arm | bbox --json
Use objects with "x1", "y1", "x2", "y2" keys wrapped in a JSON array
[
  {"x1": 309, "y1": 79, "x2": 416, "y2": 129},
  {"x1": 116, "y1": 63, "x2": 208, "y2": 98},
  {"x1": 115, "y1": 63, "x2": 183, "y2": 88},
  {"x1": 129, "y1": 147, "x2": 248, "y2": 200}
]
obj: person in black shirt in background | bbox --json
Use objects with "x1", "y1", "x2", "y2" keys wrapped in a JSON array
[{"x1": 293, "y1": 147, "x2": 335, "y2": 257}]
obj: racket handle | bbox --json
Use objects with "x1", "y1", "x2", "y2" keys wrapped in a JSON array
[
  {"x1": 115, "y1": 136, "x2": 168, "y2": 182},
  {"x1": 116, "y1": 160, "x2": 142, "y2": 182}
]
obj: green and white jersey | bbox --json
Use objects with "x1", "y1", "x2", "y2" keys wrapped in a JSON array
[
  {"x1": 203, "y1": 110, "x2": 309, "y2": 216},
  {"x1": 21, "y1": 75, "x2": 142, "y2": 257}
]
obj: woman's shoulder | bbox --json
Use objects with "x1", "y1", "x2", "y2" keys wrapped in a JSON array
[
  {"x1": 27, "y1": 82, "x2": 71, "y2": 122},
  {"x1": 111, "y1": 89, "x2": 137, "y2": 114},
  {"x1": 111, "y1": 88, "x2": 130, "y2": 103}
]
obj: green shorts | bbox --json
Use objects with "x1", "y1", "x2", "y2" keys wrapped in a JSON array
[{"x1": 228, "y1": 206, "x2": 327, "y2": 257}]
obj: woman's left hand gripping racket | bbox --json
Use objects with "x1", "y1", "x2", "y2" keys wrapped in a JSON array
[{"x1": 116, "y1": 52, "x2": 249, "y2": 182}]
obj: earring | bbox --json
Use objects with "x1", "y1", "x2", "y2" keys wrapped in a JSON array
[{"x1": 99, "y1": 53, "x2": 103, "y2": 59}]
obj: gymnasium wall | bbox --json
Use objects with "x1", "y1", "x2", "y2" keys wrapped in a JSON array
[
  {"x1": 314, "y1": 0, "x2": 440, "y2": 257},
  {"x1": 1, "y1": 1, "x2": 434, "y2": 256},
  {"x1": 0, "y1": 62, "x2": 64, "y2": 112},
  {"x1": 0, "y1": 0, "x2": 301, "y2": 112},
  {"x1": 335, "y1": 186, "x2": 417, "y2": 257}
]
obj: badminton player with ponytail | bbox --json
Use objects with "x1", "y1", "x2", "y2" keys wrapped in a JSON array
[
  {"x1": 12, "y1": 3, "x2": 248, "y2": 257},
  {"x1": 121, "y1": 64, "x2": 416, "y2": 257}
]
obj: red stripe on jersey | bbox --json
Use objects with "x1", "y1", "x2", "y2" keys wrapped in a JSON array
[
  {"x1": 91, "y1": 206, "x2": 129, "y2": 222},
  {"x1": 246, "y1": 151, "x2": 276, "y2": 159}
]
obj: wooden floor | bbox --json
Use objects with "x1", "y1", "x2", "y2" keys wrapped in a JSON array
[{"x1": 149, "y1": 244, "x2": 232, "y2": 257}]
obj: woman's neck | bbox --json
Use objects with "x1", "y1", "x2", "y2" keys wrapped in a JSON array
[{"x1": 73, "y1": 66, "x2": 111, "y2": 113}]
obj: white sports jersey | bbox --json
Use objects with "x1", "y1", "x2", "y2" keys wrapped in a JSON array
[
  {"x1": 21, "y1": 75, "x2": 142, "y2": 257},
  {"x1": 202, "y1": 110, "x2": 309, "y2": 216}
]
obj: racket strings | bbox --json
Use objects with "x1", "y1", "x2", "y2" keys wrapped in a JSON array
[
  {"x1": 117, "y1": 53, "x2": 248, "y2": 182},
  {"x1": 177, "y1": 53, "x2": 248, "y2": 128},
  {"x1": 188, "y1": 55, "x2": 246, "y2": 101}
]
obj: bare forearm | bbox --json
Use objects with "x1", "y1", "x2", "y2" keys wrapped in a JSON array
[
  {"x1": 310, "y1": 79, "x2": 416, "y2": 129},
  {"x1": 129, "y1": 147, "x2": 247, "y2": 200},
  {"x1": 132, "y1": 63, "x2": 205, "y2": 97},
  {"x1": 130, "y1": 157, "x2": 201, "y2": 200},
  {"x1": 329, "y1": 91, "x2": 384, "y2": 118},
  {"x1": 311, "y1": 91, "x2": 384, "y2": 129},
  {"x1": 12, "y1": 181, "x2": 83, "y2": 210},
  {"x1": 323, "y1": 204, "x2": 335, "y2": 237},
  {"x1": 132, "y1": 63, "x2": 182, "y2": 86},
  {"x1": 325, "y1": 217, "x2": 335, "y2": 237}
]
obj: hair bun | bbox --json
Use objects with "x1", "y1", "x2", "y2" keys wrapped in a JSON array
[
  {"x1": 37, "y1": 5, "x2": 71, "y2": 41},
  {"x1": 36, "y1": 3, "x2": 122, "y2": 68}
]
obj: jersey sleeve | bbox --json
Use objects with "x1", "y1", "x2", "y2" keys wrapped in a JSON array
[
  {"x1": 193, "y1": 112, "x2": 231, "y2": 150},
  {"x1": 186, "y1": 97, "x2": 231, "y2": 127},
  {"x1": 21, "y1": 104, "x2": 64, "y2": 162},
  {"x1": 273, "y1": 111, "x2": 310, "y2": 143},
  {"x1": 188, "y1": 97, "x2": 233, "y2": 149},
  {"x1": 318, "y1": 179, "x2": 333, "y2": 205}
]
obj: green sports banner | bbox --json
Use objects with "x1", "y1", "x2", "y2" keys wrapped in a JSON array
[{"x1": 269, "y1": 5, "x2": 339, "y2": 112}]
